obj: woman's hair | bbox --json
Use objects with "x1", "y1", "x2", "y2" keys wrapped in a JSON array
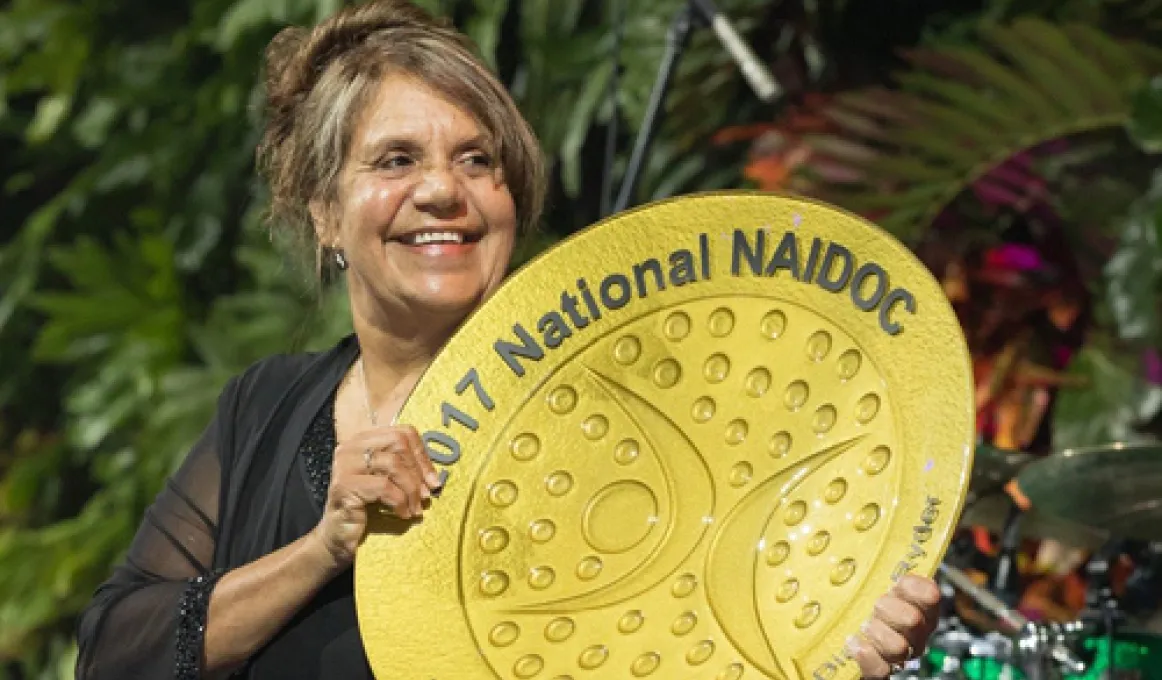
[{"x1": 257, "y1": 0, "x2": 546, "y2": 254}]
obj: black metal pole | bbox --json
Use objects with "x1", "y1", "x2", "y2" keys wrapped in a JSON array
[{"x1": 609, "y1": 2, "x2": 698, "y2": 216}]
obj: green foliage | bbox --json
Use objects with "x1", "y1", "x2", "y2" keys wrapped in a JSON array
[
  {"x1": 798, "y1": 18, "x2": 1162, "y2": 240},
  {"x1": 1130, "y1": 76, "x2": 1162, "y2": 153}
]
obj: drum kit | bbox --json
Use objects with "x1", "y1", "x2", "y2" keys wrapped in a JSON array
[{"x1": 902, "y1": 441, "x2": 1162, "y2": 680}]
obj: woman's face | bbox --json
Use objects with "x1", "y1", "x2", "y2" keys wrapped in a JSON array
[{"x1": 321, "y1": 73, "x2": 518, "y2": 327}]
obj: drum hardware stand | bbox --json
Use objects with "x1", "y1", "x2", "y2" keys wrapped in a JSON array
[
  {"x1": 938, "y1": 563, "x2": 1088, "y2": 679},
  {"x1": 604, "y1": 0, "x2": 781, "y2": 217},
  {"x1": 990, "y1": 498, "x2": 1025, "y2": 608},
  {"x1": 1083, "y1": 539, "x2": 1127, "y2": 680}
]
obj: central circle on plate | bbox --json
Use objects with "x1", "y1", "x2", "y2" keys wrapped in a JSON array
[{"x1": 582, "y1": 481, "x2": 659, "y2": 553}]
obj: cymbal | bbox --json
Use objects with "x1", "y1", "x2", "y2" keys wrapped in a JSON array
[
  {"x1": 966, "y1": 443, "x2": 1034, "y2": 503},
  {"x1": 958, "y1": 493, "x2": 1110, "y2": 549},
  {"x1": 354, "y1": 192, "x2": 975, "y2": 680},
  {"x1": 1015, "y1": 441, "x2": 1162, "y2": 542}
]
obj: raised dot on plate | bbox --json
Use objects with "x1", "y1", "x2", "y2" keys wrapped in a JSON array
[
  {"x1": 487, "y1": 480, "x2": 518, "y2": 507},
  {"x1": 545, "y1": 617, "x2": 575, "y2": 642},
  {"x1": 761, "y1": 310, "x2": 788, "y2": 339},
  {"x1": 514, "y1": 654, "x2": 544, "y2": 679},
  {"x1": 529, "y1": 519, "x2": 556, "y2": 543},
  {"x1": 546, "y1": 471, "x2": 574, "y2": 496},
  {"x1": 547, "y1": 385, "x2": 578, "y2": 414},
  {"x1": 776, "y1": 578, "x2": 799, "y2": 603},
  {"x1": 745, "y1": 367, "x2": 772, "y2": 397},
  {"x1": 671, "y1": 611, "x2": 698, "y2": 636},
  {"x1": 724, "y1": 419, "x2": 748, "y2": 445},
  {"x1": 784, "y1": 500, "x2": 808, "y2": 526},
  {"x1": 691, "y1": 396, "x2": 716, "y2": 423},
  {"x1": 837, "y1": 349, "x2": 862, "y2": 380},
  {"x1": 806, "y1": 330, "x2": 833, "y2": 362},
  {"x1": 812, "y1": 405, "x2": 837, "y2": 434},
  {"x1": 511, "y1": 433, "x2": 541, "y2": 461},
  {"x1": 529, "y1": 566, "x2": 556, "y2": 590},
  {"x1": 854, "y1": 503, "x2": 881, "y2": 531},
  {"x1": 582, "y1": 414, "x2": 609, "y2": 440},
  {"x1": 618, "y1": 610, "x2": 645, "y2": 634},
  {"x1": 489, "y1": 621, "x2": 520, "y2": 647},
  {"x1": 729, "y1": 462, "x2": 753, "y2": 488},
  {"x1": 769, "y1": 431, "x2": 792, "y2": 458},
  {"x1": 765, "y1": 540, "x2": 790, "y2": 566},
  {"x1": 632, "y1": 652, "x2": 661, "y2": 676},
  {"x1": 795, "y1": 601, "x2": 822, "y2": 628},
  {"x1": 807, "y1": 531, "x2": 831, "y2": 556},
  {"x1": 831, "y1": 558, "x2": 857, "y2": 585},
  {"x1": 653, "y1": 358, "x2": 682, "y2": 388},
  {"x1": 480, "y1": 570, "x2": 510, "y2": 597},
  {"x1": 863, "y1": 446, "x2": 891, "y2": 475},
  {"x1": 717, "y1": 662, "x2": 745, "y2": 680},
  {"x1": 664, "y1": 312, "x2": 692, "y2": 341},
  {"x1": 708, "y1": 308, "x2": 735, "y2": 337},
  {"x1": 672, "y1": 574, "x2": 698, "y2": 598},
  {"x1": 577, "y1": 556, "x2": 603, "y2": 580},
  {"x1": 479, "y1": 527, "x2": 510, "y2": 553},
  {"x1": 614, "y1": 439, "x2": 640, "y2": 465},
  {"x1": 824, "y1": 478, "x2": 848, "y2": 504},
  {"x1": 856, "y1": 393, "x2": 881, "y2": 423},
  {"x1": 704, "y1": 353, "x2": 730, "y2": 382},
  {"x1": 614, "y1": 335, "x2": 642, "y2": 365},
  {"x1": 579, "y1": 645, "x2": 609, "y2": 669},
  {"x1": 687, "y1": 640, "x2": 715, "y2": 665},
  {"x1": 784, "y1": 380, "x2": 809, "y2": 410}
]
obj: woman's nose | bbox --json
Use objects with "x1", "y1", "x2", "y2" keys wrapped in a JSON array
[{"x1": 412, "y1": 165, "x2": 463, "y2": 216}]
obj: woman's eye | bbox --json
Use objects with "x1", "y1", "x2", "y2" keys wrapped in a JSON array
[
  {"x1": 378, "y1": 154, "x2": 413, "y2": 170},
  {"x1": 462, "y1": 152, "x2": 494, "y2": 170}
]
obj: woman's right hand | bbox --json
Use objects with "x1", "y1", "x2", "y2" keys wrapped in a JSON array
[{"x1": 310, "y1": 425, "x2": 442, "y2": 569}]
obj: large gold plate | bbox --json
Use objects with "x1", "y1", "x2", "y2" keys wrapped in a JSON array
[{"x1": 356, "y1": 191, "x2": 975, "y2": 680}]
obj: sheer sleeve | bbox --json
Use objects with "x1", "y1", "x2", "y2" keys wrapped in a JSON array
[{"x1": 76, "y1": 401, "x2": 230, "y2": 680}]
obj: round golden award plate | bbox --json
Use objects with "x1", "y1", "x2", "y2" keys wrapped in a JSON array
[{"x1": 356, "y1": 191, "x2": 975, "y2": 680}]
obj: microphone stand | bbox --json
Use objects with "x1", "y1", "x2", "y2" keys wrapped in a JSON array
[{"x1": 609, "y1": 2, "x2": 697, "y2": 216}]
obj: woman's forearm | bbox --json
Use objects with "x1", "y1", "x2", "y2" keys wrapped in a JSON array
[{"x1": 203, "y1": 530, "x2": 342, "y2": 678}]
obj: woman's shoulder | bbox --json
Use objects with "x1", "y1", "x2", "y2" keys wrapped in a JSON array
[{"x1": 222, "y1": 334, "x2": 357, "y2": 423}]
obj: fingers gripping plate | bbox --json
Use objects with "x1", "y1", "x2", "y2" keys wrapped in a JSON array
[{"x1": 356, "y1": 192, "x2": 974, "y2": 680}]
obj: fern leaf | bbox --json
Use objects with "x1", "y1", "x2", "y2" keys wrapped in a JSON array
[
  {"x1": 832, "y1": 89, "x2": 918, "y2": 124},
  {"x1": 899, "y1": 95, "x2": 1009, "y2": 148},
  {"x1": 943, "y1": 46, "x2": 1062, "y2": 124},
  {"x1": 894, "y1": 72, "x2": 1028, "y2": 133},
  {"x1": 981, "y1": 23, "x2": 1096, "y2": 117},
  {"x1": 895, "y1": 128, "x2": 987, "y2": 166},
  {"x1": 1061, "y1": 24, "x2": 1145, "y2": 84},
  {"x1": 1011, "y1": 19, "x2": 1123, "y2": 114}
]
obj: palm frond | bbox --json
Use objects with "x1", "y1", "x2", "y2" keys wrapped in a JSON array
[{"x1": 783, "y1": 18, "x2": 1158, "y2": 241}]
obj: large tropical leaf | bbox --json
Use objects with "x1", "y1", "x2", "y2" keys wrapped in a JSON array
[{"x1": 789, "y1": 18, "x2": 1162, "y2": 240}]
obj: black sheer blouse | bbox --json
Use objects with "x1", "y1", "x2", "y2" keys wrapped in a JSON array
[{"x1": 76, "y1": 336, "x2": 374, "y2": 679}]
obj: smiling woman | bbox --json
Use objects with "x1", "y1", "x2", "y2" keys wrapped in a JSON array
[{"x1": 72, "y1": 2, "x2": 941, "y2": 679}]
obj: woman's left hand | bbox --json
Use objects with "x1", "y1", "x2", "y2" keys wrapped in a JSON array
[{"x1": 847, "y1": 574, "x2": 942, "y2": 679}]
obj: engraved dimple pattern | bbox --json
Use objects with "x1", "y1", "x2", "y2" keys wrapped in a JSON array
[{"x1": 461, "y1": 297, "x2": 899, "y2": 680}]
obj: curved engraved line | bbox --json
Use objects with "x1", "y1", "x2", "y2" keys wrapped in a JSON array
[
  {"x1": 508, "y1": 365, "x2": 716, "y2": 613},
  {"x1": 705, "y1": 435, "x2": 866, "y2": 679}
]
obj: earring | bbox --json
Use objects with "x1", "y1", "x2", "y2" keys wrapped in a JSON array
[{"x1": 334, "y1": 249, "x2": 348, "y2": 271}]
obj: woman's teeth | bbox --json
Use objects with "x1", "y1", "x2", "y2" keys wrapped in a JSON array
[{"x1": 406, "y1": 231, "x2": 465, "y2": 245}]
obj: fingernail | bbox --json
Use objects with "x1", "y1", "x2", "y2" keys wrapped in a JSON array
[
  {"x1": 845, "y1": 635, "x2": 861, "y2": 657},
  {"x1": 425, "y1": 471, "x2": 441, "y2": 488},
  {"x1": 420, "y1": 486, "x2": 431, "y2": 500},
  {"x1": 860, "y1": 620, "x2": 872, "y2": 636}
]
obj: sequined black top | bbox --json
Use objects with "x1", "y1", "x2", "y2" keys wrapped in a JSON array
[{"x1": 77, "y1": 336, "x2": 374, "y2": 680}]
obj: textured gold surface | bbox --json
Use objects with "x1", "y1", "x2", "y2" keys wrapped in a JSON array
[{"x1": 355, "y1": 192, "x2": 975, "y2": 680}]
